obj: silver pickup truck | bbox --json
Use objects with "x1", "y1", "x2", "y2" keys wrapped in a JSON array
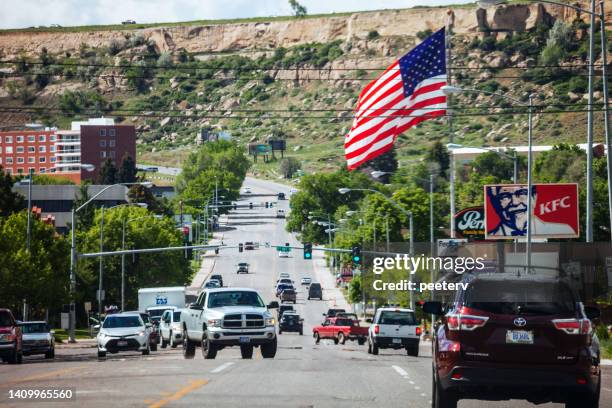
[{"x1": 181, "y1": 287, "x2": 279, "y2": 359}]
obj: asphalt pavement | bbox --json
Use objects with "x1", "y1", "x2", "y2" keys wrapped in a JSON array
[{"x1": 1, "y1": 177, "x2": 611, "y2": 408}]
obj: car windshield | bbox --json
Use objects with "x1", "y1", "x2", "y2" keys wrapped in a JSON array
[
  {"x1": 0, "y1": 312, "x2": 13, "y2": 326},
  {"x1": 463, "y1": 280, "x2": 576, "y2": 315},
  {"x1": 238, "y1": 263, "x2": 248, "y2": 267},
  {"x1": 172, "y1": 312, "x2": 181, "y2": 321},
  {"x1": 207, "y1": 291, "x2": 265, "y2": 308},
  {"x1": 283, "y1": 314, "x2": 299, "y2": 322},
  {"x1": 103, "y1": 316, "x2": 143, "y2": 328},
  {"x1": 280, "y1": 306, "x2": 294, "y2": 312},
  {"x1": 379, "y1": 311, "x2": 416, "y2": 325},
  {"x1": 21, "y1": 323, "x2": 49, "y2": 333}
]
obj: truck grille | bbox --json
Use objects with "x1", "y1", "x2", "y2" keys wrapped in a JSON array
[{"x1": 222, "y1": 314, "x2": 265, "y2": 328}]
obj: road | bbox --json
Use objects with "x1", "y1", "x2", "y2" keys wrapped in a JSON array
[{"x1": 1, "y1": 177, "x2": 610, "y2": 408}]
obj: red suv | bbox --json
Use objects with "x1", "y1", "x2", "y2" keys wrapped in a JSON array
[
  {"x1": 424, "y1": 273, "x2": 601, "y2": 408},
  {"x1": 0, "y1": 309, "x2": 23, "y2": 364}
]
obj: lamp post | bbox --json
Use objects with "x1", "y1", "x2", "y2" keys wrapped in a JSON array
[
  {"x1": 442, "y1": 85, "x2": 534, "y2": 272},
  {"x1": 68, "y1": 179, "x2": 150, "y2": 342},
  {"x1": 26, "y1": 168, "x2": 34, "y2": 252},
  {"x1": 478, "y1": 0, "x2": 606, "y2": 242}
]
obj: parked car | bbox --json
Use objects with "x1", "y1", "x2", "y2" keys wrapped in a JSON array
[
  {"x1": 237, "y1": 262, "x2": 249, "y2": 274},
  {"x1": 19, "y1": 321, "x2": 55, "y2": 359},
  {"x1": 276, "y1": 284, "x2": 294, "y2": 298},
  {"x1": 280, "y1": 289, "x2": 297, "y2": 304},
  {"x1": 243, "y1": 187, "x2": 252, "y2": 194},
  {"x1": 301, "y1": 277, "x2": 312, "y2": 285},
  {"x1": 159, "y1": 309, "x2": 183, "y2": 348},
  {"x1": 279, "y1": 312, "x2": 303, "y2": 335},
  {"x1": 313, "y1": 317, "x2": 368, "y2": 345},
  {"x1": 324, "y1": 308, "x2": 346, "y2": 318},
  {"x1": 423, "y1": 273, "x2": 601, "y2": 408},
  {"x1": 277, "y1": 192, "x2": 286, "y2": 200},
  {"x1": 123, "y1": 311, "x2": 157, "y2": 350},
  {"x1": 210, "y1": 274, "x2": 224, "y2": 287},
  {"x1": 244, "y1": 242, "x2": 255, "y2": 250},
  {"x1": 96, "y1": 313, "x2": 151, "y2": 359},
  {"x1": 308, "y1": 283, "x2": 323, "y2": 300},
  {"x1": 277, "y1": 304, "x2": 295, "y2": 320},
  {"x1": 122, "y1": 19, "x2": 136, "y2": 24},
  {"x1": 0, "y1": 309, "x2": 22, "y2": 364},
  {"x1": 367, "y1": 308, "x2": 420, "y2": 356}
]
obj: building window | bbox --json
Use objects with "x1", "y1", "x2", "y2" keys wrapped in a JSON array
[
  {"x1": 39, "y1": 157, "x2": 46, "y2": 163},
  {"x1": 0, "y1": 136, "x2": 2, "y2": 143},
  {"x1": 50, "y1": 157, "x2": 56, "y2": 163},
  {"x1": 27, "y1": 135, "x2": 35, "y2": 142},
  {"x1": 5, "y1": 168, "x2": 12, "y2": 174},
  {"x1": 28, "y1": 157, "x2": 35, "y2": 163},
  {"x1": 39, "y1": 146, "x2": 46, "y2": 153},
  {"x1": 39, "y1": 135, "x2": 46, "y2": 142},
  {"x1": 6, "y1": 157, "x2": 13, "y2": 164},
  {"x1": 5, "y1": 136, "x2": 12, "y2": 143},
  {"x1": 50, "y1": 146, "x2": 56, "y2": 152},
  {"x1": 16, "y1": 136, "x2": 24, "y2": 143},
  {"x1": 28, "y1": 167, "x2": 35, "y2": 172},
  {"x1": 17, "y1": 157, "x2": 24, "y2": 164},
  {"x1": 17, "y1": 168, "x2": 23, "y2": 174},
  {"x1": 27, "y1": 146, "x2": 35, "y2": 153},
  {"x1": 5, "y1": 146, "x2": 13, "y2": 154},
  {"x1": 109, "y1": 140, "x2": 116, "y2": 147},
  {"x1": 0, "y1": 158, "x2": 2, "y2": 164},
  {"x1": 0, "y1": 147, "x2": 2, "y2": 154},
  {"x1": 50, "y1": 135, "x2": 56, "y2": 142},
  {"x1": 40, "y1": 167, "x2": 46, "y2": 173},
  {"x1": 16, "y1": 146, "x2": 24, "y2": 153},
  {"x1": 100, "y1": 129, "x2": 107, "y2": 137},
  {"x1": 100, "y1": 151, "x2": 107, "y2": 158},
  {"x1": 99, "y1": 140, "x2": 106, "y2": 147},
  {"x1": 109, "y1": 151, "x2": 116, "y2": 159},
  {"x1": 109, "y1": 129, "x2": 116, "y2": 137}
]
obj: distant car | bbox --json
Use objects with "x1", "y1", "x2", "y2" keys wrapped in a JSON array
[
  {"x1": 205, "y1": 280, "x2": 220, "y2": 289},
  {"x1": 96, "y1": 313, "x2": 151, "y2": 359},
  {"x1": 367, "y1": 307, "x2": 420, "y2": 356},
  {"x1": 279, "y1": 273, "x2": 290, "y2": 279},
  {"x1": 159, "y1": 309, "x2": 183, "y2": 348},
  {"x1": 280, "y1": 289, "x2": 297, "y2": 304},
  {"x1": 19, "y1": 321, "x2": 55, "y2": 359},
  {"x1": 243, "y1": 187, "x2": 252, "y2": 194},
  {"x1": 276, "y1": 284, "x2": 294, "y2": 298},
  {"x1": 122, "y1": 19, "x2": 136, "y2": 24},
  {"x1": 279, "y1": 313, "x2": 303, "y2": 335},
  {"x1": 276, "y1": 209, "x2": 286, "y2": 219},
  {"x1": 277, "y1": 192, "x2": 286, "y2": 200},
  {"x1": 0, "y1": 309, "x2": 23, "y2": 364},
  {"x1": 278, "y1": 304, "x2": 294, "y2": 320},
  {"x1": 324, "y1": 308, "x2": 346, "y2": 318},
  {"x1": 308, "y1": 283, "x2": 322, "y2": 300},
  {"x1": 276, "y1": 278, "x2": 293, "y2": 287},
  {"x1": 237, "y1": 262, "x2": 249, "y2": 274},
  {"x1": 210, "y1": 274, "x2": 224, "y2": 287},
  {"x1": 301, "y1": 277, "x2": 312, "y2": 285},
  {"x1": 313, "y1": 317, "x2": 368, "y2": 345},
  {"x1": 244, "y1": 242, "x2": 255, "y2": 250},
  {"x1": 146, "y1": 166, "x2": 159, "y2": 172},
  {"x1": 278, "y1": 251, "x2": 289, "y2": 258}
]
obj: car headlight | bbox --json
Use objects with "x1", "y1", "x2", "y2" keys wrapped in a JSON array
[
  {"x1": 265, "y1": 317, "x2": 276, "y2": 327},
  {"x1": 207, "y1": 319, "x2": 222, "y2": 328},
  {"x1": 138, "y1": 331, "x2": 146, "y2": 336}
]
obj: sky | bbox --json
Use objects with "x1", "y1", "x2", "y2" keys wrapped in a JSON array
[{"x1": 0, "y1": 0, "x2": 475, "y2": 30}]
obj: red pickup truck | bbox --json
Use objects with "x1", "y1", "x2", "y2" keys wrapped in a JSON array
[
  {"x1": 313, "y1": 316, "x2": 368, "y2": 345},
  {"x1": 0, "y1": 308, "x2": 23, "y2": 364}
]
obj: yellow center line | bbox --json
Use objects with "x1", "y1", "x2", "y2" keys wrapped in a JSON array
[
  {"x1": 4, "y1": 366, "x2": 86, "y2": 386},
  {"x1": 147, "y1": 379, "x2": 209, "y2": 408}
]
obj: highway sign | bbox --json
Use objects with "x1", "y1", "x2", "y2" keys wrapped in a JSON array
[{"x1": 276, "y1": 246, "x2": 291, "y2": 252}]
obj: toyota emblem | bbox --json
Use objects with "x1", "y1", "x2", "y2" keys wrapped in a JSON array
[{"x1": 513, "y1": 317, "x2": 527, "y2": 327}]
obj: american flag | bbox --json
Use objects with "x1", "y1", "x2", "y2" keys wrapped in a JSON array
[{"x1": 345, "y1": 27, "x2": 447, "y2": 170}]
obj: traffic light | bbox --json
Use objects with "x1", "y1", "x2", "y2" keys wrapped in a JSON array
[
  {"x1": 303, "y1": 242, "x2": 312, "y2": 260},
  {"x1": 249, "y1": 202, "x2": 253, "y2": 209},
  {"x1": 233, "y1": 203, "x2": 237, "y2": 210},
  {"x1": 351, "y1": 245, "x2": 361, "y2": 265},
  {"x1": 239, "y1": 243, "x2": 244, "y2": 253},
  {"x1": 265, "y1": 202, "x2": 269, "y2": 208}
]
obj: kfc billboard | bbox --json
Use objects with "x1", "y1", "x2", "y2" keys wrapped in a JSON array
[{"x1": 484, "y1": 183, "x2": 579, "y2": 240}]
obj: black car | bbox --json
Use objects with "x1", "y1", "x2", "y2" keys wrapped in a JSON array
[
  {"x1": 277, "y1": 192, "x2": 286, "y2": 200},
  {"x1": 279, "y1": 313, "x2": 303, "y2": 335},
  {"x1": 211, "y1": 274, "x2": 224, "y2": 287},
  {"x1": 324, "y1": 308, "x2": 346, "y2": 318},
  {"x1": 308, "y1": 283, "x2": 322, "y2": 300},
  {"x1": 278, "y1": 304, "x2": 294, "y2": 320}
]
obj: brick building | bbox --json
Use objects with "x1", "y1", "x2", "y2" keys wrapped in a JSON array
[{"x1": 0, "y1": 118, "x2": 136, "y2": 183}]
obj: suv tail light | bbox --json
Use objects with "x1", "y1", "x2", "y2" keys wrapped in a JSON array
[
  {"x1": 552, "y1": 318, "x2": 591, "y2": 335},
  {"x1": 447, "y1": 313, "x2": 489, "y2": 331},
  {"x1": 416, "y1": 327, "x2": 422, "y2": 336},
  {"x1": 373, "y1": 325, "x2": 379, "y2": 334}
]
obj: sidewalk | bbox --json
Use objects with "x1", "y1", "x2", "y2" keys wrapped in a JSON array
[
  {"x1": 188, "y1": 214, "x2": 228, "y2": 291},
  {"x1": 311, "y1": 249, "x2": 350, "y2": 311},
  {"x1": 55, "y1": 337, "x2": 97, "y2": 349}
]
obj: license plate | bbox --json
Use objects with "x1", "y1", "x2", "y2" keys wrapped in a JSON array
[
  {"x1": 392, "y1": 338, "x2": 402, "y2": 344},
  {"x1": 239, "y1": 336, "x2": 250, "y2": 344},
  {"x1": 117, "y1": 340, "x2": 128, "y2": 347},
  {"x1": 506, "y1": 330, "x2": 533, "y2": 344}
]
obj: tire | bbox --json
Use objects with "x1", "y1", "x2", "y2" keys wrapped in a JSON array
[
  {"x1": 201, "y1": 332, "x2": 217, "y2": 359},
  {"x1": 407, "y1": 345, "x2": 419, "y2": 357},
  {"x1": 314, "y1": 332, "x2": 320, "y2": 344},
  {"x1": 45, "y1": 348, "x2": 55, "y2": 359},
  {"x1": 433, "y1": 370, "x2": 458, "y2": 408},
  {"x1": 372, "y1": 342, "x2": 379, "y2": 355},
  {"x1": 299, "y1": 329, "x2": 303, "y2": 336},
  {"x1": 183, "y1": 333, "x2": 196, "y2": 359},
  {"x1": 308, "y1": 296, "x2": 311, "y2": 300},
  {"x1": 170, "y1": 333, "x2": 178, "y2": 349},
  {"x1": 240, "y1": 345, "x2": 254, "y2": 359},
  {"x1": 333, "y1": 337, "x2": 339, "y2": 345},
  {"x1": 338, "y1": 332, "x2": 346, "y2": 345},
  {"x1": 142, "y1": 342, "x2": 150, "y2": 355},
  {"x1": 278, "y1": 329, "x2": 282, "y2": 334},
  {"x1": 161, "y1": 337, "x2": 168, "y2": 349},
  {"x1": 566, "y1": 371, "x2": 600, "y2": 408},
  {"x1": 8, "y1": 346, "x2": 22, "y2": 364},
  {"x1": 367, "y1": 341, "x2": 372, "y2": 354},
  {"x1": 358, "y1": 337, "x2": 366, "y2": 346},
  {"x1": 97, "y1": 350, "x2": 106, "y2": 359},
  {"x1": 261, "y1": 337, "x2": 277, "y2": 358}
]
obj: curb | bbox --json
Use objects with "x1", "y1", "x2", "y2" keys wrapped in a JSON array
[{"x1": 602, "y1": 359, "x2": 612, "y2": 366}]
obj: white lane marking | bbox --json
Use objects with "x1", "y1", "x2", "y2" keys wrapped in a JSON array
[
  {"x1": 414, "y1": 386, "x2": 421, "y2": 390},
  {"x1": 211, "y1": 362, "x2": 235, "y2": 373},
  {"x1": 392, "y1": 365, "x2": 409, "y2": 378},
  {"x1": 409, "y1": 380, "x2": 415, "y2": 385},
  {"x1": 420, "y1": 393, "x2": 426, "y2": 397}
]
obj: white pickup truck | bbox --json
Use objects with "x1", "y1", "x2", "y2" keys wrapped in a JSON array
[
  {"x1": 367, "y1": 307, "x2": 421, "y2": 357},
  {"x1": 181, "y1": 287, "x2": 279, "y2": 359}
]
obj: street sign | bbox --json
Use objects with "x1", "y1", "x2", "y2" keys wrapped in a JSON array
[{"x1": 276, "y1": 246, "x2": 291, "y2": 252}]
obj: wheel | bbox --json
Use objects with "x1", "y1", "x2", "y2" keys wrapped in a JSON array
[
  {"x1": 367, "y1": 341, "x2": 372, "y2": 354},
  {"x1": 337, "y1": 332, "x2": 346, "y2": 345},
  {"x1": 45, "y1": 348, "x2": 55, "y2": 359},
  {"x1": 142, "y1": 342, "x2": 150, "y2": 355},
  {"x1": 333, "y1": 337, "x2": 339, "y2": 345},
  {"x1": 170, "y1": 333, "x2": 178, "y2": 348},
  {"x1": 161, "y1": 337, "x2": 168, "y2": 349},
  {"x1": 314, "y1": 332, "x2": 320, "y2": 344},
  {"x1": 261, "y1": 337, "x2": 277, "y2": 358},
  {"x1": 201, "y1": 332, "x2": 217, "y2": 359},
  {"x1": 358, "y1": 337, "x2": 366, "y2": 346},
  {"x1": 299, "y1": 329, "x2": 303, "y2": 336},
  {"x1": 240, "y1": 344, "x2": 254, "y2": 359},
  {"x1": 97, "y1": 350, "x2": 106, "y2": 359},
  {"x1": 433, "y1": 370, "x2": 458, "y2": 408},
  {"x1": 308, "y1": 296, "x2": 311, "y2": 300},
  {"x1": 407, "y1": 345, "x2": 419, "y2": 357},
  {"x1": 372, "y1": 342, "x2": 379, "y2": 355},
  {"x1": 566, "y1": 371, "x2": 600, "y2": 408},
  {"x1": 183, "y1": 333, "x2": 196, "y2": 359},
  {"x1": 8, "y1": 346, "x2": 22, "y2": 364},
  {"x1": 278, "y1": 329, "x2": 283, "y2": 334}
]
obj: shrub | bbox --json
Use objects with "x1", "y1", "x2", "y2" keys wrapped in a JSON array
[
  {"x1": 416, "y1": 29, "x2": 433, "y2": 41},
  {"x1": 367, "y1": 30, "x2": 380, "y2": 40},
  {"x1": 108, "y1": 40, "x2": 123, "y2": 56}
]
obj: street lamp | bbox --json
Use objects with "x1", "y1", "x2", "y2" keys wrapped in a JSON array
[
  {"x1": 68, "y1": 180, "x2": 151, "y2": 343},
  {"x1": 443, "y1": 85, "x2": 534, "y2": 272},
  {"x1": 478, "y1": 0, "x2": 609, "y2": 242},
  {"x1": 447, "y1": 143, "x2": 519, "y2": 183}
]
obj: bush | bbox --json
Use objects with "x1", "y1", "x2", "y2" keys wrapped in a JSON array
[
  {"x1": 108, "y1": 40, "x2": 123, "y2": 56},
  {"x1": 567, "y1": 76, "x2": 588, "y2": 94},
  {"x1": 416, "y1": 29, "x2": 433, "y2": 41},
  {"x1": 540, "y1": 44, "x2": 564, "y2": 66},
  {"x1": 480, "y1": 36, "x2": 497, "y2": 52},
  {"x1": 595, "y1": 324, "x2": 610, "y2": 341},
  {"x1": 367, "y1": 30, "x2": 380, "y2": 40}
]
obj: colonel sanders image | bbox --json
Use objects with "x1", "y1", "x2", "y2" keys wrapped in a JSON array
[{"x1": 486, "y1": 185, "x2": 575, "y2": 237}]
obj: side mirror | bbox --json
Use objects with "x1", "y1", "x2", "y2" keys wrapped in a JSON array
[
  {"x1": 322, "y1": 313, "x2": 326, "y2": 317},
  {"x1": 584, "y1": 306, "x2": 601, "y2": 320},
  {"x1": 422, "y1": 301, "x2": 444, "y2": 316},
  {"x1": 268, "y1": 301, "x2": 279, "y2": 309},
  {"x1": 365, "y1": 318, "x2": 372, "y2": 323},
  {"x1": 189, "y1": 304, "x2": 203, "y2": 310},
  {"x1": 94, "y1": 325, "x2": 100, "y2": 330}
]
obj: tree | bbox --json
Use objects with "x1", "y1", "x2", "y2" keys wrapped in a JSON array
[
  {"x1": 99, "y1": 158, "x2": 117, "y2": 184},
  {"x1": 0, "y1": 166, "x2": 25, "y2": 217},
  {"x1": 128, "y1": 185, "x2": 173, "y2": 216},
  {"x1": 426, "y1": 141, "x2": 450, "y2": 177},
  {"x1": 357, "y1": 146, "x2": 398, "y2": 183},
  {"x1": 289, "y1": 0, "x2": 307, "y2": 17},
  {"x1": 72, "y1": 182, "x2": 95, "y2": 231},
  {"x1": 279, "y1": 157, "x2": 301, "y2": 179},
  {"x1": 118, "y1": 154, "x2": 137, "y2": 183}
]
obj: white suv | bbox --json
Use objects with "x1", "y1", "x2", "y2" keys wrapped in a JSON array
[
  {"x1": 367, "y1": 307, "x2": 421, "y2": 357},
  {"x1": 159, "y1": 309, "x2": 183, "y2": 348}
]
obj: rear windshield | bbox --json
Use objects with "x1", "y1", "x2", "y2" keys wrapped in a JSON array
[
  {"x1": 103, "y1": 316, "x2": 143, "y2": 328},
  {"x1": 21, "y1": 323, "x2": 50, "y2": 333},
  {"x1": 310, "y1": 284, "x2": 321, "y2": 289},
  {"x1": 283, "y1": 290, "x2": 296, "y2": 295},
  {"x1": 335, "y1": 318, "x2": 353, "y2": 326},
  {"x1": 283, "y1": 314, "x2": 299, "y2": 322},
  {"x1": 379, "y1": 311, "x2": 417, "y2": 325},
  {"x1": 0, "y1": 312, "x2": 13, "y2": 326},
  {"x1": 463, "y1": 280, "x2": 576, "y2": 315}
]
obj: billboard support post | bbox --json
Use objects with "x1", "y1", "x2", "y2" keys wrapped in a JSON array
[{"x1": 526, "y1": 95, "x2": 533, "y2": 274}]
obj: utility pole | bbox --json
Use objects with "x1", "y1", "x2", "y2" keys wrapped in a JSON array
[
  {"x1": 121, "y1": 217, "x2": 126, "y2": 311},
  {"x1": 585, "y1": 0, "x2": 596, "y2": 242},
  {"x1": 600, "y1": 0, "x2": 612, "y2": 241},
  {"x1": 98, "y1": 206, "x2": 105, "y2": 322}
]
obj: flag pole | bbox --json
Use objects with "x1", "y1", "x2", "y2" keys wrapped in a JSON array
[{"x1": 446, "y1": 13, "x2": 456, "y2": 238}]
